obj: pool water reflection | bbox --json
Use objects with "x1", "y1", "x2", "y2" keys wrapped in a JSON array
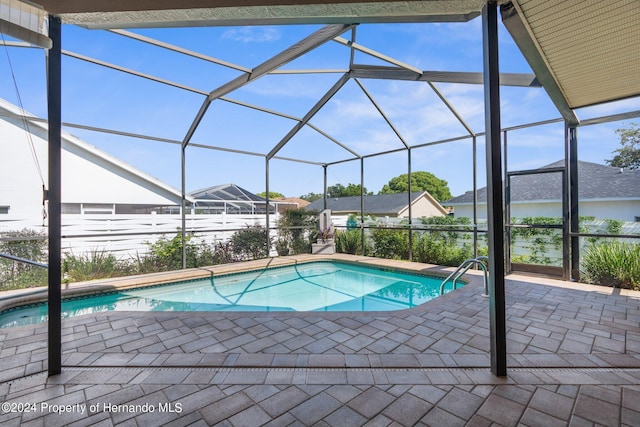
[{"x1": 0, "y1": 261, "x2": 458, "y2": 328}]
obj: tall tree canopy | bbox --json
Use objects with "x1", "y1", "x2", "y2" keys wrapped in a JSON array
[
  {"x1": 606, "y1": 123, "x2": 640, "y2": 170},
  {"x1": 379, "y1": 171, "x2": 452, "y2": 202},
  {"x1": 327, "y1": 183, "x2": 371, "y2": 198},
  {"x1": 256, "y1": 191, "x2": 284, "y2": 199},
  {"x1": 299, "y1": 192, "x2": 322, "y2": 202}
]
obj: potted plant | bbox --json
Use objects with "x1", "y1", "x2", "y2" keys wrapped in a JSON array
[
  {"x1": 275, "y1": 238, "x2": 290, "y2": 256},
  {"x1": 317, "y1": 227, "x2": 334, "y2": 244}
]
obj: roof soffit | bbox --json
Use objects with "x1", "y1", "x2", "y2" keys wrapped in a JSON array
[
  {"x1": 31, "y1": 0, "x2": 488, "y2": 28},
  {"x1": 507, "y1": 0, "x2": 640, "y2": 111}
]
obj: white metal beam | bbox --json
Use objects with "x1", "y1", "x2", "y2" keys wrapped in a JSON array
[
  {"x1": 267, "y1": 73, "x2": 351, "y2": 160},
  {"x1": 351, "y1": 65, "x2": 541, "y2": 87},
  {"x1": 354, "y1": 78, "x2": 409, "y2": 148},
  {"x1": 109, "y1": 29, "x2": 251, "y2": 73},
  {"x1": 182, "y1": 24, "x2": 356, "y2": 149}
]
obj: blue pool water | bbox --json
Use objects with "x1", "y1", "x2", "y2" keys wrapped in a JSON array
[{"x1": 0, "y1": 261, "x2": 457, "y2": 328}]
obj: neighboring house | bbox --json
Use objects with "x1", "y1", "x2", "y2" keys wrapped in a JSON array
[
  {"x1": 272, "y1": 197, "x2": 310, "y2": 213},
  {"x1": 0, "y1": 98, "x2": 192, "y2": 230},
  {"x1": 305, "y1": 191, "x2": 448, "y2": 218},
  {"x1": 445, "y1": 160, "x2": 640, "y2": 222}
]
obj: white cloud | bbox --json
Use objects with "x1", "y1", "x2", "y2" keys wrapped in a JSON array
[
  {"x1": 576, "y1": 96, "x2": 640, "y2": 119},
  {"x1": 331, "y1": 98, "x2": 382, "y2": 121},
  {"x1": 392, "y1": 20, "x2": 482, "y2": 45},
  {"x1": 310, "y1": 80, "x2": 483, "y2": 152},
  {"x1": 241, "y1": 77, "x2": 332, "y2": 99},
  {"x1": 221, "y1": 27, "x2": 281, "y2": 43}
]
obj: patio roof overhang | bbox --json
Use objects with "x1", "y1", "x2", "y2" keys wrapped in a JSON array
[
  {"x1": 502, "y1": 1, "x2": 640, "y2": 126},
  {"x1": 31, "y1": 0, "x2": 485, "y2": 27}
]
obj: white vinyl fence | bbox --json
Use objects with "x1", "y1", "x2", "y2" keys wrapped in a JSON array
[
  {"x1": 3, "y1": 213, "x2": 638, "y2": 264},
  {"x1": 332, "y1": 215, "x2": 640, "y2": 266},
  {"x1": 59, "y1": 213, "x2": 278, "y2": 259}
]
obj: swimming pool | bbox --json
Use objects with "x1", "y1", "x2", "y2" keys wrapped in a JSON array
[{"x1": 0, "y1": 261, "x2": 460, "y2": 328}]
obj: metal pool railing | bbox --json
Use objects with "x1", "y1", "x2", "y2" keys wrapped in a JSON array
[
  {"x1": 440, "y1": 256, "x2": 488, "y2": 297},
  {"x1": 0, "y1": 252, "x2": 48, "y2": 269}
]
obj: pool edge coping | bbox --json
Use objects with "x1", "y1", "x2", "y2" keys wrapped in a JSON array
[{"x1": 0, "y1": 254, "x2": 481, "y2": 320}]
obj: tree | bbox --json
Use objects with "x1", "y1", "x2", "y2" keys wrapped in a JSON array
[
  {"x1": 256, "y1": 191, "x2": 285, "y2": 199},
  {"x1": 300, "y1": 192, "x2": 323, "y2": 202},
  {"x1": 327, "y1": 183, "x2": 371, "y2": 198},
  {"x1": 606, "y1": 123, "x2": 640, "y2": 170},
  {"x1": 379, "y1": 171, "x2": 452, "y2": 202}
]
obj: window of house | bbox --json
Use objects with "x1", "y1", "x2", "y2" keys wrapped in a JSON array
[
  {"x1": 0, "y1": 206, "x2": 9, "y2": 214},
  {"x1": 61, "y1": 203, "x2": 81, "y2": 214},
  {"x1": 115, "y1": 204, "x2": 181, "y2": 214},
  {"x1": 81, "y1": 204, "x2": 115, "y2": 214}
]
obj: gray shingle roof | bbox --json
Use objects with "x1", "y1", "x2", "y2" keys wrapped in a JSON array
[
  {"x1": 445, "y1": 160, "x2": 640, "y2": 204},
  {"x1": 305, "y1": 192, "x2": 426, "y2": 215}
]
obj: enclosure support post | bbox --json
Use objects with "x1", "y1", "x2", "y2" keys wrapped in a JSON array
[
  {"x1": 181, "y1": 145, "x2": 187, "y2": 269},
  {"x1": 47, "y1": 15, "x2": 62, "y2": 376},
  {"x1": 482, "y1": 1, "x2": 507, "y2": 377},
  {"x1": 265, "y1": 158, "x2": 271, "y2": 254},
  {"x1": 407, "y1": 148, "x2": 413, "y2": 261},
  {"x1": 360, "y1": 158, "x2": 365, "y2": 255},
  {"x1": 568, "y1": 125, "x2": 579, "y2": 280},
  {"x1": 472, "y1": 135, "x2": 478, "y2": 258},
  {"x1": 323, "y1": 165, "x2": 328, "y2": 210},
  {"x1": 503, "y1": 130, "x2": 511, "y2": 274}
]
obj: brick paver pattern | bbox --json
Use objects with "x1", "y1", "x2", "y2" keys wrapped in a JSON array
[{"x1": 1, "y1": 256, "x2": 639, "y2": 426}]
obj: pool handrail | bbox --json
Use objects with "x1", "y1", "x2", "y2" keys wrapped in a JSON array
[
  {"x1": 440, "y1": 256, "x2": 488, "y2": 297},
  {"x1": 0, "y1": 252, "x2": 48, "y2": 269}
]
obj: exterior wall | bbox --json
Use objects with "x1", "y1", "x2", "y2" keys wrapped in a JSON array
[
  {"x1": 61, "y1": 140, "x2": 180, "y2": 205},
  {"x1": 398, "y1": 196, "x2": 446, "y2": 218},
  {"x1": 450, "y1": 200, "x2": 640, "y2": 222},
  {"x1": 0, "y1": 116, "x2": 50, "y2": 228},
  {"x1": 510, "y1": 202, "x2": 562, "y2": 219},
  {"x1": 447, "y1": 204, "x2": 482, "y2": 221},
  {"x1": 580, "y1": 200, "x2": 639, "y2": 222},
  {"x1": 0, "y1": 112, "x2": 182, "y2": 230}
]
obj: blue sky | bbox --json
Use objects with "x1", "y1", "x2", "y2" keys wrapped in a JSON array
[{"x1": 1, "y1": 18, "x2": 639, "y2": 199}]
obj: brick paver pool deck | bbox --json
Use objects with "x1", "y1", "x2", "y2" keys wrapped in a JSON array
[{"x1": 1, "y1": 255, "x2": 639, "y2": 426}]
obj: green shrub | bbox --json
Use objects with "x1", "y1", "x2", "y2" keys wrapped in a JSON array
[
  {"x1": 581, "y1": 241, "x2": 640, "y2": 290},
  {"x1": 369, "y1": 227, "x2": 409, "y2": 260},
  {"x1": 230, "y1": 226, "x2": 270, "y2": 260},
  {"x1": 143, "y1": 232, "x2": 207, "y2": 271},
  {"x1": 290, "y1": 237, "x2": 312, "y2": 255},
  {"x1": 412, "y1": 234, "x2": 473, "y2": 267},
  {"x1": 211, "y1": 241, "x2": 236, "y2": 264},
  {"x1": 63, "y1": 250, "x2": 124, "y2": 282},
  {"x1": 362, "y1": 218, "x2": 476, "y2": 264},
  {"x1": 0, "y1": 262, "x2": 47, "y2": 290},
  {"x1": 605, "y1": 219, "x2": 624, "y2": 235},
  {"x1": 419, "y1": 216, "x2": 472, "y2": 246},
  {"x1": 131, "y1": 252, "x2": 163, "y2": 275},
  {"x1": 335, "y1": 229, "x2": 363, "y2": 255},
  {"x1": 136, "y1": 232, "x2": 225, "y2": 272},
  {"x1": 0, "y1": 229, "x2": 48, "y2": 290},
  {"x1": 509, "y1": 216, "x2": 563, "y2": 266},
  {"x1": 278, "y1": 208, "x2": 315, "y2": 255}
]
